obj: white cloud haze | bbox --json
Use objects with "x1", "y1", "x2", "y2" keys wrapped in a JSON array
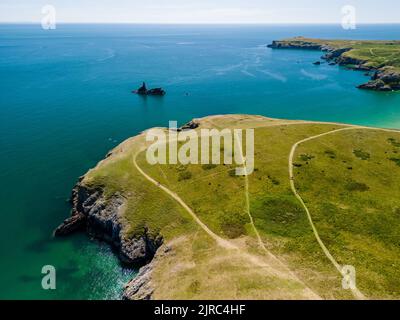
[{"x1": 0, "y1": 0, "x2": 399, "y2": 23}]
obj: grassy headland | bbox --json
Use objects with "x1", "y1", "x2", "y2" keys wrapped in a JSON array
[
  {"x1": 268, "y1": 37, "x2": 400, "y2": 91},
  {"x1": 64, "y1": 115, "x2": 400, "y2": 299}
]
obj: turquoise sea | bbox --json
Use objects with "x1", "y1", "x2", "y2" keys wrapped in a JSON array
[{"x1": 1, "y1": 24, "x2": 400, "y2": 299}]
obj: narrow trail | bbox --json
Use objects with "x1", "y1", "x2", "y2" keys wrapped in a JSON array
[
  {"x1": 233, "y1": 131, "x2": 292, "y2": 262},
  {"x1": 233, "y1": 131, "x2": 321, "y2": 298},
  {"x1": 233, "y1": 132, "x2": 262, "y2": 246},
  {"x1": 133, "y1": 149, "x2": 236, "y2": 250},
  {"x1": 133, "y1": 146, "x2": 321, "y2": 299},
  {"x1": 288, "y1": 124, "x2": 400, "y2": 300},
  {"x1": 134, "y1": 121, "x2": 400, "y2": 300},
  {"x1": 288, "y1": 127, "x2": 366, "y2": 300}
]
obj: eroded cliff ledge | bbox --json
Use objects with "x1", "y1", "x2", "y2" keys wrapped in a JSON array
[{"x1": 54, "y1": 177, "x2": 164, "y2": 299}]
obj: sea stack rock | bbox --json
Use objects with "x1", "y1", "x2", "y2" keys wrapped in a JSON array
[
  {"x1": 137, "y1": 82, "x2": 148, "y2": 94},
  {"x1": 133, "y1": 82, "x2": 166, "y2": 96}
]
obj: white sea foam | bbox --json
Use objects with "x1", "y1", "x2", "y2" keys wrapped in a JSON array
[
  {"x1": 300, "y1": 69, "x2": 328, "y2": 80},
  {"x1": 241, "y1": 69, "x2": 256, "y2": 78},
  {"x1": 97, "y1": 49, "x2": 115, "y2": 62},
  {"x1": 258, "y1": 69, "x2": 287, "y2": 82},
  {"x1": 213, "y1": 63, "x2": 243, "y2": 75},
  {"x1": 177, "y1": 42, "x2": 195, "y2": 45}
]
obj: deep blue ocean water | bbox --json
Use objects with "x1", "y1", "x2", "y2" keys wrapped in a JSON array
[{"x1": 1, "y1": 23, "x2": 400, "y2": 299}]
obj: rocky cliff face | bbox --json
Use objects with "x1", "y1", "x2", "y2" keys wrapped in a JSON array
[
  {"x1": 358, "y1": 71, "x2": 400, "y2": 91},
  {"x1": 123, "y1": 262, "x2": 155, "y2": 300},
  {"x1": 268, "y1": 40, "x2": 324, "y2": 50},
  {"x1": 123, "y1": 244, "x2": 172, "y2": 300},
  {"x1": 54, "y1": 178, "x2": 164, "y2": 298},
  {"x1": 268, "y1": 39, "x2": 400, "y2": 91}
]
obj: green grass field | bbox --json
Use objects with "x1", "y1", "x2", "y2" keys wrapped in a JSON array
[
  {"x1": 295, "y1": 128, "x2": 400, "y2": 298},
  {"x1": 82, "y1": 115, "x2": 400, "y2": 299},
  {"x1": 276, "y1": 37, "x2": 400, "y2": 72}
]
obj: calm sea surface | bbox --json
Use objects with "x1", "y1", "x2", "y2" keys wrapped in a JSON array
[{"x1": 1, "y1": 24, "x2": 400, "y2": 299}]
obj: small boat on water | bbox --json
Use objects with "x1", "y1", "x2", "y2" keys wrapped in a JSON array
[{"x1": 133, "y1": 82, "x2": 166, "y2": 96}]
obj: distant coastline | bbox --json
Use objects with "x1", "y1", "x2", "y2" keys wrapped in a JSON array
[{"x1": 268, "y1": 37, "x2": 400, "y2": 91}]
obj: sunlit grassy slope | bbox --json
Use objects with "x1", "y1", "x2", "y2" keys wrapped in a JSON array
[
  {"x1": 279, "y1": 37, "x2": 400, "y2": 72},
  {"x1": 83, "y1": 115, "x2": 400, "y2": 299}
]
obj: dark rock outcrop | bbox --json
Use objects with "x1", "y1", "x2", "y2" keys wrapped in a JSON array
[
  {"x1": 380, "y1": 71, "x2": 400, "y2": 84},
  {"x1": 123, "y1": 256, "x2": 155, "y2": 300},
  {"x1": 146, "y1": 88, "x2": 166, "y2": 96},
  {"x1": 123, "y1": 244, "x2": 171, "y2": 300},
  {"x1": 357, "y1": 71, "x2": 400, "y2": 91},
  {"x1": 357, "y1": 80, "x2": 394, "y2": 91},
  {"x1": 54, "y1": 212, "x2": 86, "y2": 236},
  {"x1": 55, "y1": 181, "x2": 163, "y2": 268},
  {"x1": 133, "y1": 82, "x2": 166, "y2": 96},
  {"x1": 267, "y1": 40, "x2": 323, "y2": 50},
  {"x1": 372, "y1": 71, "x2": 381, "y2": 80},
  {"x1": 322, "y1": 47, "x2": 351, "y2": 60},
  {"x1": 136, "y1": 82, "x2": 148, "y2": 94},
  {"x1": 178, "y1": 120, "x2": 199, "y2": 131},
  {"x1": 336, "y1": 55, "x2": 367, "y2": 67}
]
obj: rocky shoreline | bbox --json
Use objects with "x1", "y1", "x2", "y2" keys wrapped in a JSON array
[
  {"x1": 53, "y1": 119, "x2": 207, "y2": 299},
  {"x1": 54, "y1": 177, "x2": 163, "y2": 299},
  {"x1": 123, "y1": 244, "x2": 171, "y2": 300},
  {"x1": 268, "y1": 39, "x2": 400, "y2": 91}
]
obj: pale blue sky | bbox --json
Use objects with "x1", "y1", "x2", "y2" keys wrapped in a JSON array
[{"x1": 1, "y1": 0, "x2": 399, "y2": 23}]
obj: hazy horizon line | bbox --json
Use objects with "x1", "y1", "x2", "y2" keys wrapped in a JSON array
[{"x1": 2, "y1": 21, "x2": 400, "y2": 25}]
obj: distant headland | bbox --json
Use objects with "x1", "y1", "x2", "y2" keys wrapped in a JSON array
[{"x1": 268, "y1": 37, "x2": 400, "y2": 91}]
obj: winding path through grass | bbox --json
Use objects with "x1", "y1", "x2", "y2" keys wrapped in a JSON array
[
  {"x1": 133, "y1": 120, "x2": 400, "y2": 300},
  {"x1": 133, "y1": 135, "x2": 321, "y2": 299},
  {"x1": 288, "y1": 124, "x2": 400, "y2": 300},
  {"x1": 233, "y1": 131, "x2": 321, "y2": 297},
  {"x1": 288, "y1": 127, "x2": 366, "y2": 300},
  {"x1": 133, "y1": 148, "x2": 236, "y2": 250}
]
